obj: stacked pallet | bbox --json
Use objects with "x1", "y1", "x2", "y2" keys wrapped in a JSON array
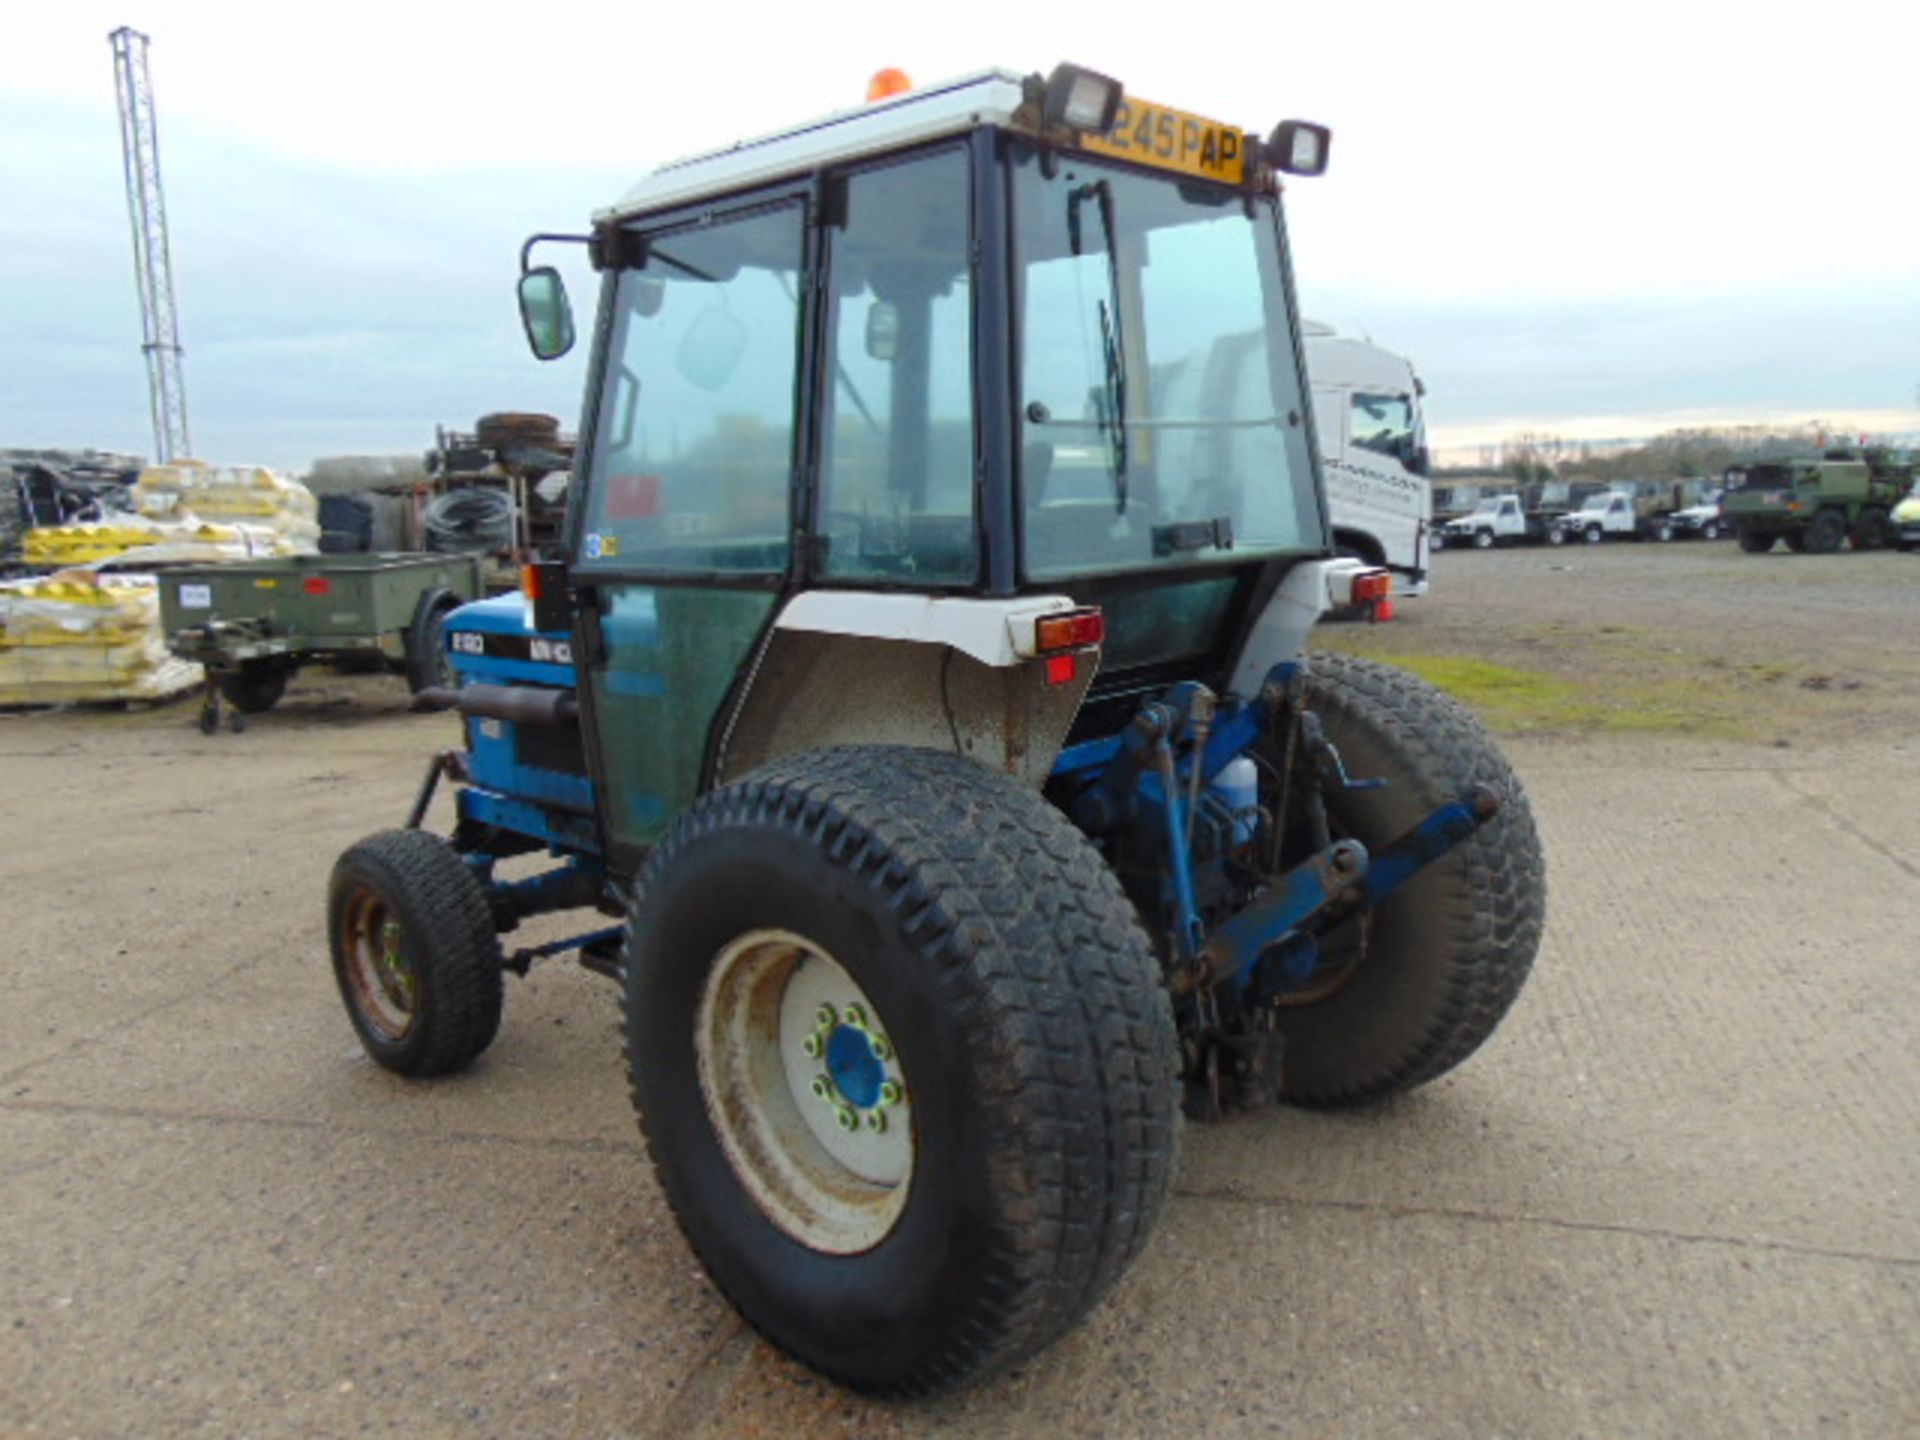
[
  {"x1": 132, "y1": 461, "x2": 322, "y2": 553},
  {"x1": 0, "y1": 573, "x2": 201, "y2": 706},
  {"x1": 21, "y1": 516, "x2": 286, "y2": 568}
]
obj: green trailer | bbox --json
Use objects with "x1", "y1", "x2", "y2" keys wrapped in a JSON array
[{"x1": 158, "y1": 551, "x2": 485, "y2": 731}]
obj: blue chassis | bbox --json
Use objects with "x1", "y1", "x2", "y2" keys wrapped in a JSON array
[{"x1": 423, "y1": 597, "x2": 1494, "y2": 999}]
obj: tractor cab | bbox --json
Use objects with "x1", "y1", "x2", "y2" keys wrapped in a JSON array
[{"x1": 515, "y1": 66, "x2": 1358, "y2": 869}]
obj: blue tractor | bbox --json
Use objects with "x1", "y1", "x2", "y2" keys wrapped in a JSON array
[{"x1": 327, "y1": 65, "x2": 1546, "y2": 1398}]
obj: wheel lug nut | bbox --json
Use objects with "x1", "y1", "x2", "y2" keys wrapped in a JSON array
[
  {"x1": 879, "y1": 1080, "x2": 903, "y2": 1106},
  {"x1": 869, "y1": 1036, "x2": 892, "y2": 1061},
  {"x1": 810, "y1": 1075, "x2": 832, "y2": 1101},
  {"x1": 843, "y1": 1004, "x2": 867, "y2": 1031},
  {"x1": 865, "y1": 1110, "x2": 887, "y2": 1134},
  {"x1": 835, "y1": 1106, "x2": 858, "y2": 1132},
  {"x1": 801, "y1": 1034, "x2": 823, "y2": 1058},
  {"x1": 814, "y1": 1003, "x2": 838, "y2": 1028}
]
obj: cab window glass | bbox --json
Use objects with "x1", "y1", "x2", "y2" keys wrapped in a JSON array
[
  {"x1": 1013, "y1": 152, "x2": 1320, "y2": 580},
  {"x1": 1349, "y1": 391, "x2": 1413, "y2": 460},
  {"x1": 817, "y1": 148, "x2": 976, "y2": 584},
  {"x1": 580, "y1": 203, "x2": 804, "y2": 573}
]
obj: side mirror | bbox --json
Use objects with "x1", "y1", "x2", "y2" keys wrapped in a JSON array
[
  {"x1": 865, "y1": 302, "x2": 900, "y2": 362},
  {"x1": 518, "y1": 267, "x2": 576, "y2": 361}
]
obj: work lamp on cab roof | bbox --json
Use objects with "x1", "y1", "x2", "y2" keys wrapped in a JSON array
[
  {"x1": 1268, "y1": 119, "x2": 1332, "y2": 176},
  {"x1": 1039, "y1": 62, "x2": 1124, "y2": 134}
]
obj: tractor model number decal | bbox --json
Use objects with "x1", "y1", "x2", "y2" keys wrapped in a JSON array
[{"x1": 451, "y1": 631, "x2": 486, "y2": 655}]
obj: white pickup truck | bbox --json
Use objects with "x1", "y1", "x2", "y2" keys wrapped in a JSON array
[
  {"x1": 1548, "y1": 489, "x2": 1674, "y2": 544},
  {"x1": 1440, "y1": 494, "x2": 1555, "y2": 548},
  {"x1": 1305, "y1": 325, "x2": 1431, "y2": 596}
]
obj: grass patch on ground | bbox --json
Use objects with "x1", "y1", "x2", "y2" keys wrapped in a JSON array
[{"x1": 1316, "y1": 649, "x2": 1749, "y2": 739}]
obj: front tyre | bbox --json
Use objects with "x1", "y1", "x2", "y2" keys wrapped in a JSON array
[
  {"x1": 217, "y1": 660, "x2": 289, "y2": 714},
  {"x1": 1280, "y1": 654, "x2": 1547, "y2": 1106},
  {"x1": 327, "y1": 829, "x2": 504, "y2": 1076},
  {"x1": 625, "y1": 746, "x2": 1180, "y2": 1397}
]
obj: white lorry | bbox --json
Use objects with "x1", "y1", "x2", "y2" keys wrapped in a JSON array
[{"x1": 1304, "y1": 324, "x2": 1431, "y2": 596}]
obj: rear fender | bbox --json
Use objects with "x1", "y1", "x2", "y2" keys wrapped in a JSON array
[
  {"x1": 1225, "y1": 557, "x2": 1377, "y2": 697},
  {"x1": 713, "y1": 593, "x2": 1096, "y2": 787}
]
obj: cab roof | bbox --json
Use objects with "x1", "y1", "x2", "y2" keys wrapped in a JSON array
[{"x1": 600, "y1": 69, "x2": 1029, "y2": 224}]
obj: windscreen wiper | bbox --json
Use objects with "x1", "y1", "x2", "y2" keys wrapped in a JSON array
[{"x1": 1068, "y1": 180, "x2": 1130, "y2": 515}]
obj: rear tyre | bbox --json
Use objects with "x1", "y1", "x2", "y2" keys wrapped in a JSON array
[
  {"x1": 1279, "y1": 654, "x2": 1546, "y2": 1107},
  {"x1": 1473, "y1": 528, "x2": 1494, "y2": 549},
  {"x1": 1583, "y1": 524, "x2": 1603, "y2": 544},
  {"x1": 1804, "y1": 509, "x2": 1847, "y2": 554},
  {"x1": 624, "y1": 746, "x2": 1179, "y2": 1397},
  {"x1": 1850, "y1": 508, "x2": 1892, "y2": 551},
  {"x1": 403, "y1": 588, "x2": 462, "y2": 696},
  {"x1": 327, "y1": 829, "x2": 504, "y2": 1077},
  {"x1": 217, "y1": 661, "x2": 289, "y2": 715},
  {"x1": 1546, "y1": 526, "x2": 1567, "y2": 547}
]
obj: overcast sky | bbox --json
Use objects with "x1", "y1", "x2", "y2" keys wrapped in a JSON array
[{"x1": 4, "y1": 1, "x2": 1915, "y2": 472}]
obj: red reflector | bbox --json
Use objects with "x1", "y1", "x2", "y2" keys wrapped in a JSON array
[
  {"x1": 1350, "y1": 570, "x2": 1391, "y2": 604},
  {"x1": 1374, "y1": 597, "x2": 1395, "y2": 622},
  {"x1": 1035, "y1": 608, "x2": 1104, "y2": 653},
  {"x1": 521, "y1": 564, "x2": 541, "y2": 602},
  {"x1": 1044, "y1": 653, "x2": 1076, "y2": 686},
  {"x1": 302, "y1": 575, "x2": 330, "y2": 597}
]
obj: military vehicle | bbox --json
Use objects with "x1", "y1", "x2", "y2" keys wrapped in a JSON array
[{"x1": 1722, "y1": 450, "x2": 1915, "y2": 554}]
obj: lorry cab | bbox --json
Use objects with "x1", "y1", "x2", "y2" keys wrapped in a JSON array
[{"x1": 1302, "y1": 323, "x2": 1431, "y2": 595}]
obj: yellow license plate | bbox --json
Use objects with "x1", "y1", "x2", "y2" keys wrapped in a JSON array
[{"x1": 1080, "y1": 97, "x2": 1247, "y2": 185}]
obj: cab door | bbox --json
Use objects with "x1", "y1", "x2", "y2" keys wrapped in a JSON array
[{"x1": 567, "y1": 197, "x2": 812, "y2": 861}]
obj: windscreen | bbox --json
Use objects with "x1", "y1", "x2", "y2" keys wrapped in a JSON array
[{"x1": 1013, "y1": 148, "x2": 1321, "y2": 580}]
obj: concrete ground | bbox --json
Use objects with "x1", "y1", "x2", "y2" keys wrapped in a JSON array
[{"x1": 2, "y1": 545, "x2": 1916, "y2": 1438}]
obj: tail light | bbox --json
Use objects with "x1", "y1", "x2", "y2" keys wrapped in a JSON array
[
  {"x1": 1034, "y1": 608, "x2": 1104, "y2": 654},
  {"x1": 1348, "y1": 569, "x2": 1392, "y2": 605}
]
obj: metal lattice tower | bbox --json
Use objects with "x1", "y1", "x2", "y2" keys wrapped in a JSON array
[{"x1": 110, "y1": 26, "x2": 190, "y2": 463}]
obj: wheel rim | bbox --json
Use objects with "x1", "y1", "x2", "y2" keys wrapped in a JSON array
[
  {"x1": 696, "y1": 929, "x2": 913, "y2": 1254},
  {"x1": 341, "y1": 886, "x2": 417, "y2": 1041}
]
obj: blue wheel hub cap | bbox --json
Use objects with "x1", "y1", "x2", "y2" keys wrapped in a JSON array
[{"x1": 825, "y1": 1024, "x2": 885, "y2": 1109}]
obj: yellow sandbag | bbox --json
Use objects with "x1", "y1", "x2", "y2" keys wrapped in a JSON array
[{"x1": 0, "y1": 574, "x2": 203, "y2": 703}]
